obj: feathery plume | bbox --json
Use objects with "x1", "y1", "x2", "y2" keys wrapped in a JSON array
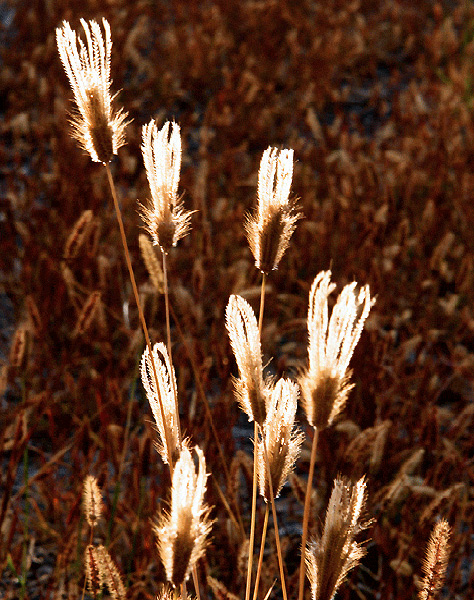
[
  {"x1": 56, "y1": 19, "x2": 129, "y2": 163},
  {"x1": 305, "y1": 477, "x2": 370, "y2": 600},
  {"x1": 257, "y1": 379, "x2": 304, "y2": 502},
  {"x1": 95, "y1": 544, "x2": 127, "y2": 600},
  {"x1": 154, "y1": 444, "x2": 213, "y2": 588},
  {"x1": 299, "y1": 271, "x2": 374, "y2": 430},
  {"x1": 141, "y1": 342, "x2": 180, "y2": 465},
  {"x1": 141, "y1": 120, "x2": 193, "y2": 252},
  {"x1": 245, "y1": 147, "x2": 300, "y2": 274},
  {"x1": 83, "y1": 475, "x2": 104, "y2": 529},
  {"x1": 419, "y1": 519, "x2": 451, "y2": 600},
  {"x1": 139, "y1": 233, "x2": 165, "y2": 293},
  {"x1": 225, "y1": 294, "x2": 269, "y2": 426}
]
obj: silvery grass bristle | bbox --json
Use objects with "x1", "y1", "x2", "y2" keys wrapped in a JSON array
[
  {"x1": 153, "y1": 444, "x2": 213, "y2": 589},
  {"x1": 56, "y1": 18, "x2": 129, "y2": 164},
  {"x1": 305, "y1": 477, "x2": 370, "y2": 600}
]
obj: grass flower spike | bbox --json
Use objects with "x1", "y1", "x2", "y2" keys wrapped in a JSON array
[
  {"x1": 141, "y1": 120, "x2": 193, "y2": 252},
  {"x1": 226, "y1": 294, "x2": 269, "y2": 426},
  {"x1": 300, "y1": 271, "x2": 374, "y2": 430},
  {"x1": 154, "y1": 444, "x2": 213, "y2": 588},
  {"x1": 257, "y1": 379, "x2": 303, "y2": 502},
  {"x1": 141, "y1": 342, "x2": 181, "y2": 466},
  {"x1": 56, "y1": 19, "x2": 129, "y2": 163},
  {"x1": 83, "y1": 474, "x2": 104, "y2": 529},
  {"x1": 245, "y1": 147, "x2": 300, "y2": 274},
  {"x1": 305, "y1": 477, "x2": 369, "y2": 600},
  {"x1": 419, "y1": 519, "x2": 451, "y2": 600}
]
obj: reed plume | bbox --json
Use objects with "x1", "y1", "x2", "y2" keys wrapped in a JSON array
[
  {"x1": 141, "y1": 342, "x2": 181, "y2": 466},
  {"x1": 56, "y1": 18, "x2": 129, "y2": 164},
  {"x1": 141, "y1": 119, "x2": 193, "y2": 252},
  {"x1": 305, "y1": 477, "x2": 369, "y2": 600},
  {"x1": 299, "y1": 271, "x2": 374, "y2": 430},
  {"x1": 256, "y1": 378, "x2": 303, "y2": 502},
  {"x1": 225, "y1": 294, "x2": 269, "y2": 427},
  {"x1": 245, "y1": 147, "x2": 300, "y2": 275},
  {"x1": 154, "y1": 444, "x2": 213, "y2": 589},
  {"x1": 419, "y1": 519, "x2": 451, "y2": 600}
]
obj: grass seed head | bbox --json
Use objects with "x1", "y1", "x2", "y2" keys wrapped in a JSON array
[
  {"x1": 225, "y1": 294, "x2": 269, "y2": 426},
  {"x1": 83, "y1": 474, "x2": 104, "y2": 529},
  {"x1": 141, "y1": 342, "x2": 181, "y2": 466},
  {"x1": 56, "y1": 19, "x2": 129, "y2": 163},
  {"x1": 419, "y1": 519, "x2": 451, "y2": 600},
  {"x1": 299, "y1": 271, "x2": 374, "y2": 429},
  {"x1": 257, "y1": 378, "x2": 303, "y2": 502},
  {"x1": 154, "y1": 444, "x2": 213, "y2": 588},
  {"x1": 305, "y1": 476, "x2": 370, "y2": 600},
  {"x1": 245, "y1": 147, "x2": 301, "y2": 274},
  {"x1": 141, "y1": 120, "x2": 193, "y2": 252}
]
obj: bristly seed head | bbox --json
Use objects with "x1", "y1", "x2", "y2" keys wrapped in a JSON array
[
  {"x1": 141, "y1": 120, "x2": 193, "y2": 252},
  {"x1": 419, "y1": 519, "x2": 451, "y2": 600},
  {"x1": 154, "y1": 444, "x2": 213, "y2": 588},
  {"x1": 245, "y1": 147, "x2": 301, "y2": 274},
  {"x1": 83, "y1": 474, "x2": 104, "y2": 529},
  {"x1": 305, "y1": 477, "x2": 370, "y2": 600},
  {"x1": 141, "y1": 342, "x2": 181, "y2": 466},
  {"x1": 56, "y1": 19, "x2": 129, "y2": 163},
  {"x1": 299, "y1": 271, "x2": 374, "y2": 430},
  {"x1": 225, "y1": 294, "x2": 270, "y2": 426},
  {"x1": 257, "y1": 378, "x2": 303, "y2": 502}
]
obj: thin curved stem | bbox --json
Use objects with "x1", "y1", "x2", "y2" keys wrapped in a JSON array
[
  {"x1": 161, "y1": 249, "x2": 181, "y2": 443},
  {"x1": 298, "y1": 426, "x2": 319, "y2": 600},
  {"x1": 258, "y1": 272, "x2": 266, "y2": 337},
  {"x1": 245, "y1": 420, "x2": 259, "y2": 600},
  {"x1": 261, "y1": 429, "x2": 288, "y2": 600},
  {"x1": 253, "y1": 505, "x2": 269, "y2": 600},
  {"x1": 105, "y1": 163, "x2": 174, "y2": 473}
]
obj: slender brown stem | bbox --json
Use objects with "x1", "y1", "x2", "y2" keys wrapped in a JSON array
[
  {"x1": 161, "y1": 249, "x2": 182, "y2": 443},
  {"x1": 258, "y1": 272, "x2": 266, "y2": 337},
  {"x1": 261, "y1": 430, "x2": 288, "y2": 600},
  {"x1": 167, "y1": 300, "x2": 244, "y2": 536},
  {"x1": 105, "y1": 163, "x2": 174, "y2": 473},
  {"x1": 298, "y1": 426, "x2": 319, "y2": 600},
  {"x1": 192, "y1": 565, "x2": 201, "y2": 600},
  {"x1": 245, "y1": 420, "x2": 259, "y2": 600},
  {"x1": 253, "y1": 505, "x2": 269, "y2": 600}
]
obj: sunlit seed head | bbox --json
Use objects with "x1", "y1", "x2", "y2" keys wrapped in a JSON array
[
  {"x1": 305, "y1": 476, "x2": 369, "y2": 600},
  {"x1": 141, "y1": 120, "x2": 193, "y2": 252},
  {"x1": 245, "y1": 147, "x2": 301, "y2": 274},
  {"x1": 154, "y1": 445, "x2": 213, "y2": 588},
  {"x1": 83, "y1": 475, "x2": 103, "y2": 528},
  {"x1": 225, "y1": 294, "x2": 269, "y2": 426},
  {"x1": 56, "y1": 19, "x2": 129, "y2": 163},
  {"x1": 299, "y1": 271, "x2": 374, "y2": 429}
]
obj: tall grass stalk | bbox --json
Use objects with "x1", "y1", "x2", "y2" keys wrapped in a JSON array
[
  {"x1": 105, "y1": 163, "x2": 175, "y2": 472},
  {"x1": 298, "y1": 427, "x2": 319, "y2": 600}
]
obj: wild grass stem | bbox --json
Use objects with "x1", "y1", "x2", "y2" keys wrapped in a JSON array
[
  {"x1": 298, "y1": 426, "x2": 319, "y2": 600},
  {"x1": 105, "y1": 163, "x2": 175, "y2": 473}
]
